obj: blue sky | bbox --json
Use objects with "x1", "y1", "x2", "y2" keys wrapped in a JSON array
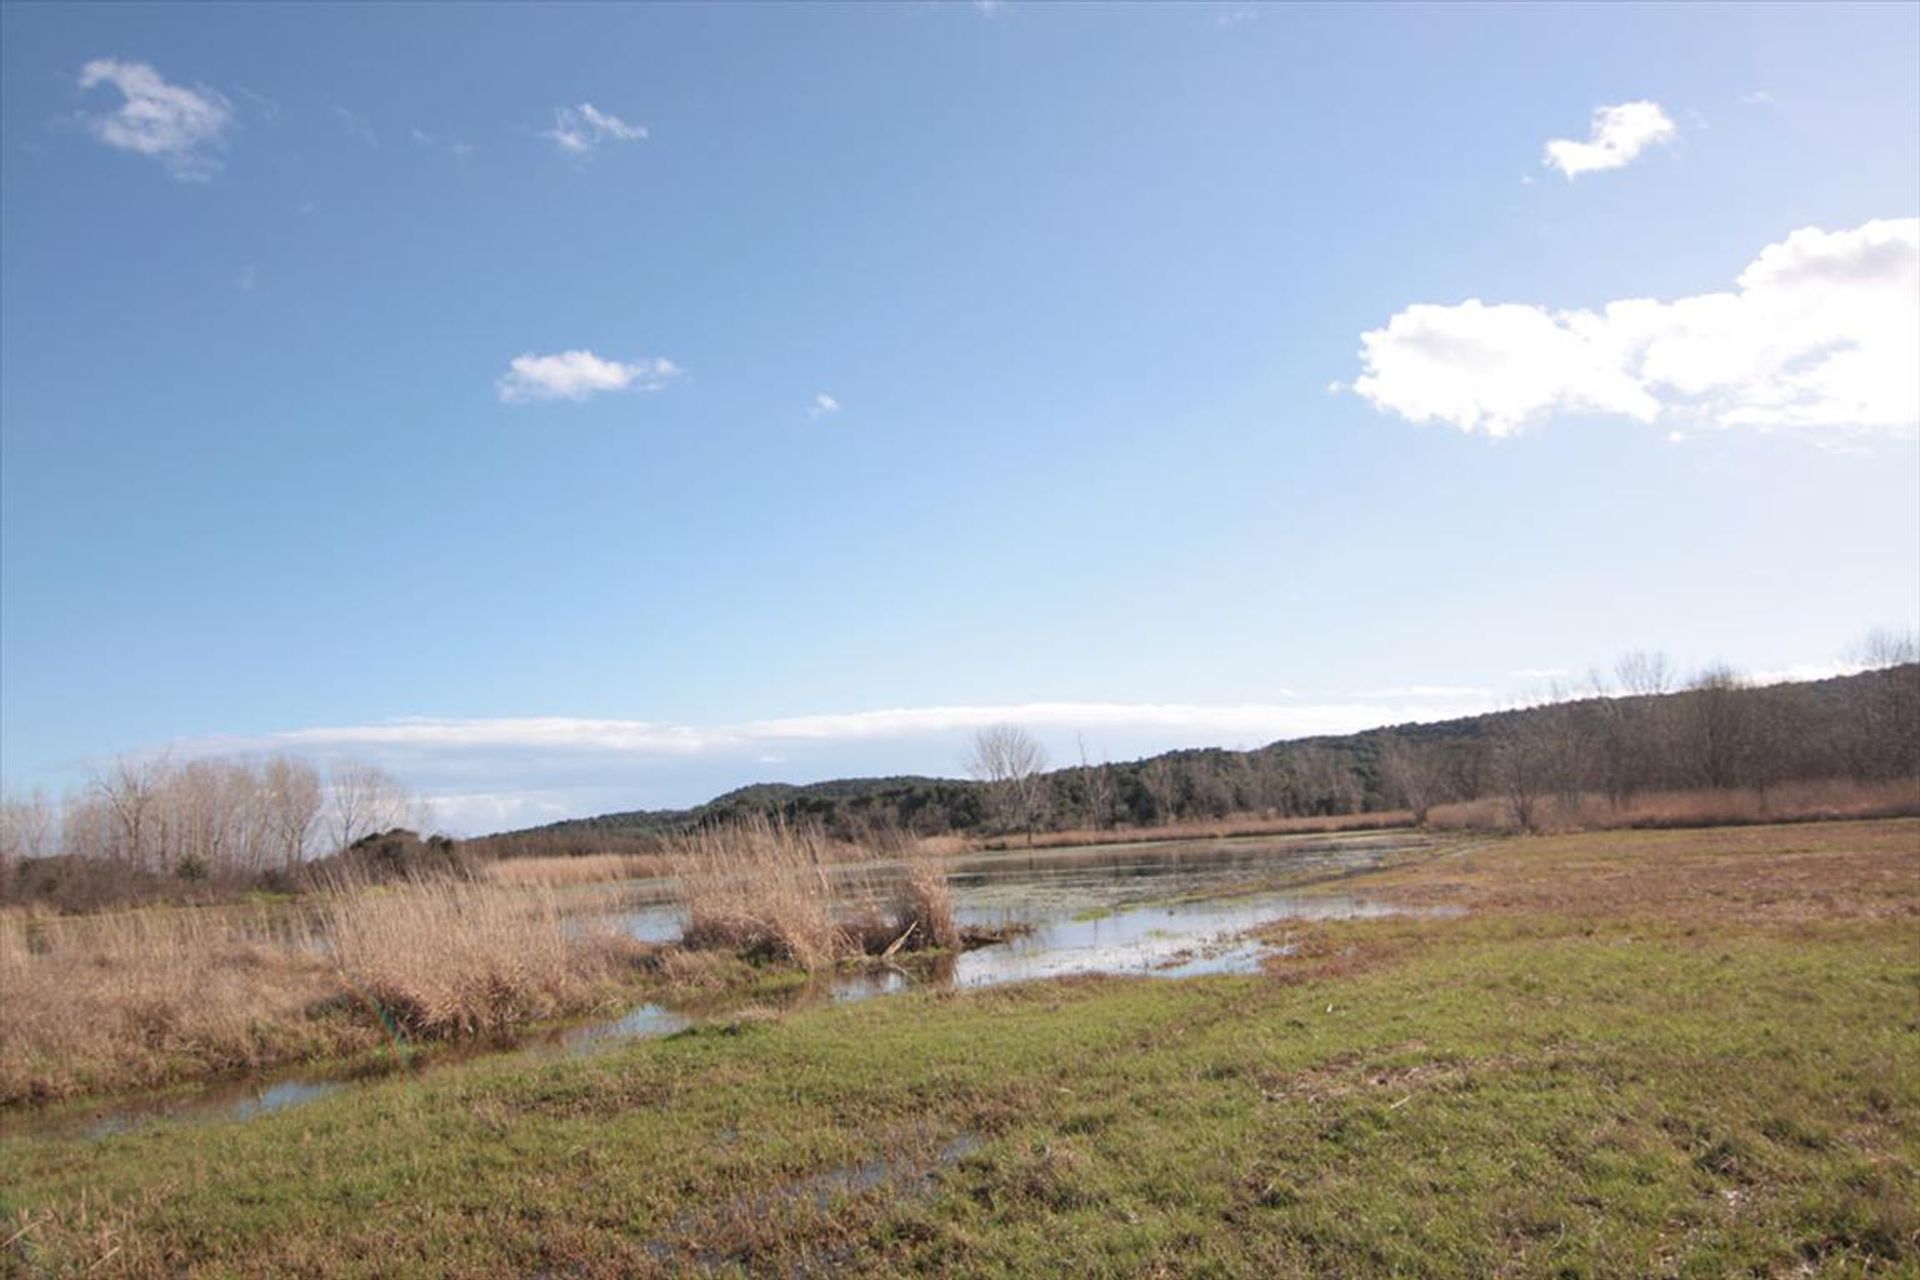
[{"x1": 3, "y1": 1, "x2": 1916, "y2": 833}]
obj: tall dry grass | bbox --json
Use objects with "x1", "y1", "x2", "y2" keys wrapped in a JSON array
[
  {"x1": 483, "y1": 852, "x2": 669, "y2": 888},
  {"x1": 320, "y1": 876, "x2": 639, "y2": 1038},
  {"x1": 0, "y1": 878, "x2": 650, "y2": 1104},
  {"x1": 669, "y1": 818, "x2": 956, "y2": 968},
  {"x1": 0, "y1": 904, "x2": 342, "y2": 1104}
]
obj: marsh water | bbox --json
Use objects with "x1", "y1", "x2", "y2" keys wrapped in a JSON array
[{"x1": 3, "y1": 830, "x2": 1457, "y2": 1142}]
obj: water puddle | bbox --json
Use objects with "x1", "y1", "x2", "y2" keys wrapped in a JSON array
[
  {"x1": 644, "y1": 1131, "x2": 981, "y2": 1268},
  {"x1": 1, "y1": 831, "x2": 1455, "y2": 1143},
  {"x1": 13, "y1": 1075, "x2": 351, "y2": 1143}
]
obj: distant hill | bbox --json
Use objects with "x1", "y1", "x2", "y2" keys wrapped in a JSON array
[{"x1": 476, "y1": 664, "x2": 1918, "y2": 849}]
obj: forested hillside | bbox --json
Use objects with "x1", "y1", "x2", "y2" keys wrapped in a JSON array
[{"x1": 479, "y1": 662, "x2": 1920, "y2": 850}]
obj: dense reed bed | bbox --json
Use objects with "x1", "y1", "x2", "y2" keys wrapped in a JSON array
[
  {"x1": 0, "y1": 878, "x2": 648, "y2": 1104},
  {"x1": 669, "y1": 817, "x2": 958, "y2": 968}
]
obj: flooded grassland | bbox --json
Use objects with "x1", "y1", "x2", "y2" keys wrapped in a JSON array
[{"x1": 3, "y1": 819, "x2": 1916, "y2": 1277}]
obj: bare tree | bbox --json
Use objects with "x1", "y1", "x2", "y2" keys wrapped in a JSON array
[
  {"x1": 1682, "y1": 665, "x2": 1753, "y2": 791},
  {"x1": 325, "y1": 761, "x2": 417, "y2": 853},
  {"x1": 1847, "y1": 628, "x2": 1920, "y2": 780},
  {"x1": 91, "y1": 754, "x2": 172, "y2": 871},
  {"x1": 964, "y1": 725, "x2": 1049, "y2": 841},
  {"x1": 1615, "y1": 650, "x2": 1672, "y2": 697},
  {"x1": 1076, "y1": 736, "x2": 1116, "y2": 831},
  {"x1": 262, "y1": 755, "x2": 323, "y2": 870},
  {"x1": 0, "y1": 787, "x2": 56, "y2": 894},
  {"x1": 1489, "y1": 713, "x2": 1554, "y2": 833},
  {"x1": 1376, "y1": 734, "x2": 1442, "y2": 825},
  {"x1": 0, "y1": 788, "x2": 55, "y2": 861}
]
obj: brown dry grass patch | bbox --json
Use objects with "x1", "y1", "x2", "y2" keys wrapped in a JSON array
[
  {"x1": 1427, "y1": 777, "x2": 1920, "y2": 835},
  {"x1": 1346, "y1": 818, "x2": 1920, "y2": 926}
]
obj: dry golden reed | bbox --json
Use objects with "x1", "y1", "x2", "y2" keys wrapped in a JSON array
[
  {"x1": 668, "y1": 817, "x2": 957, "y2": 968},
  {"x1": 0, "y1": 877, "x2": 644, "y2": 1103}
]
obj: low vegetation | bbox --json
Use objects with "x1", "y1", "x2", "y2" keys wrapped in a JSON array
[{"x1": 1, "y1": 819, "x2": 1911, "y2": 1276}]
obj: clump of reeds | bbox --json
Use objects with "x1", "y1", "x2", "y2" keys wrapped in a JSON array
[
  {"x1": 668, "y1": 818, "x2": 958, "y2": 969},
  {"x1": 670, "y1": 818, "x2": 847, "y2": 969},
  {"x1": 896, "y1": 854, "x2": 960, "y2": 953},
  {"x1": 320, "y1": 873, "x2": 633, "y2": 1038}
]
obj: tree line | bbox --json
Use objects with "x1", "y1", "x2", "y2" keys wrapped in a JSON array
[
  {"x1": 497, "y1": 648, "x2": 1918, "y2": 847},
  {"x1": 0, "y1": 755, "x2": 420, "y2": 892},
  {"x1": 8, "y1": 646, "x2": 1916, "y2": 889}
]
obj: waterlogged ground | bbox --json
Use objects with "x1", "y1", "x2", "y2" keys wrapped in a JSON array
[
  {"x1": 0, "y1": 831, "x2": 1447, "y2": 1141},
  {"x1": 3, "y1": 820, "x2": 1914, "y2": 1278}
]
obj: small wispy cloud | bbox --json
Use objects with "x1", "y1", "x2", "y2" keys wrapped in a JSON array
[
  {"x1": 544, "y1": 103, "x2": 647, "y2": 155},
  {"x1": 809, "y1": 392, "x2": 841, "y2": 420},
  {"x1": 333, "y1": 105, "x2": 378, "y2": 148},
  {"x1": 1543, "y1": 100, "x2": 1676, "y2": 178},
  {"x1": 412, "y1": 127, "x2": 478, "y2": 159},
  {"x1": 497, "y1": 350, "x2": 681, "y2": 404},
  {"x1": 1509, "y1": 667, "x2": 1571, "y2": 681},
  {"x1": 1740, "y1": 90, "x2": 1775, "y2": 106},
  {"x1": 77, "y1": 58, "x2": 233, "y2": 180},
  {"x1": 1216, "y1": 6, "x2": 1258, "y2": 27},
  {"x1": 234, "y1": 265, "x2": 257, "y2": 293}
]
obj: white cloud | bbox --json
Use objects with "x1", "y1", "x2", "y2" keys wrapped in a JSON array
[
  {"x1": 1543, "y1": 101, "x2": 1676, "y2": 178},
  {"x1": 1509, "y1": 667, "x2": 1571, "y2": 681},
  {"x1": 227, "y1": 694, "x2": 1513, "y2": 765},
  {"x1": 810, "y1": 392, "x2": 841, "y2": 419},
  {"x1": 497, "y1": 350, "x2": 681, "y2": 404},
  {"x1": 1350, "y1": 218, "x2": 1920, "y2": 438},
  {"x1": 77, "y1": 59, "x2": 233, "y2": 179},
  {"x1": 544, "y1": 103, "x2": 647, "y2": 155}
]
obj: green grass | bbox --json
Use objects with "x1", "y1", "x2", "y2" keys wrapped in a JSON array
[{"x1": 3, "y1": 823, "x2": 1917, "y2": 1277}]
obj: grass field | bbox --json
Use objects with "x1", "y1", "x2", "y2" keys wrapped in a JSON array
[{"x1": 2, "y1": 819, "x2": 1915, "y2": 1277}]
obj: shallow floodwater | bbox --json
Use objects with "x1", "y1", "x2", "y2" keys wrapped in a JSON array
[{"x1": 3, "y1": 830, "x2": 1453, "y2": 1142}]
